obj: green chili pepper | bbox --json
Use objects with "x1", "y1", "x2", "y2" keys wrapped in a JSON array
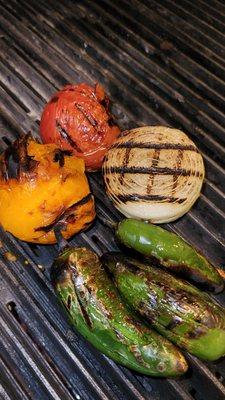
[
  {"x1": 102, "y1": 252, "x2": 225, "y2": 361},
  {"x1": 116, "y1": 218, "x2": 223, "y2": 293},
  {"x1": 51, "y1": 247, "x2": 187, "y2": 377}
]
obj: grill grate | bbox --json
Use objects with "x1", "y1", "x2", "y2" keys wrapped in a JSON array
[{"x1": 0, "y1": 0, "x2": 225, "y2": 399}]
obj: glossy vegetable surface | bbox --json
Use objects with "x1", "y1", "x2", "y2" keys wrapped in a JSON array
[
  {"x1": 40, "y1": 83, "x2": 120, "y2": 171},
  {"x1": 52, "y1": 247, "x2": 188, "y2": 376},
  {"x1": 0, "y1": 134, "x2": 95, "y2": 243},
  {"x1": 102, "y1": 252, "x2": 225, "y2": 361},
  {"x1": 116, "y1": 219, "x2": 223, "y2": 293}
]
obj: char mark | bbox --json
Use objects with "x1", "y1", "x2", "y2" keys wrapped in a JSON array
[
  {"x1": 186, "y1": 326, "x2": 206, "y2": 339},
  {"x1": 111, "y1": 142, "x2": 198, "y2": 152},
  {"x1": 71, "y1": 272, "x2": 93, "y2": 328},
  {"x1": 75, "y1": 103, "x2": 98, "y2": 127},
  {"x1": 100, "y1": 98, "x2": 110, "y2": 110},
  {"x1": 35, "y1": 193, "x2": 93, "y2": 233},
  {"x1": 76, "y1": 292, "x2": 93, "y2": 328},
  {"x1": 56, "y1": 121, "x2": 82, "y2": 152},
  {"x1": 119, "y1": 147, "x2": 131, "y2": 186},
  {"x1": 147, "y1": 148, "x2": 160, "y2": 194},
  {"x1": 108, "y1": 166, "x2": 202, "y2": 177},
  {"x1": 0, "y1": 147, "x2": 11, "y2": 180},
  {"x1": 50, "y1": 96, "x2": 58, "y2": 104},
  {"x1": 166, "y1": 316, "x2": 183, "y2": 330},
  {"x1": 108, "y1": 117, "x2": 116, "y2": 127},
  {"x1": 117, "y1": 193, "x2": 186, "y2": 204},
  {"x1": 2, "y1": 134, "x2": 39, "y2": 180},
  {"x1": 53, "y1": 149, "x2": 73, "y2": 167},
  {"x1": 172, "y1": 149, "x2": 184, "y2": 195}
]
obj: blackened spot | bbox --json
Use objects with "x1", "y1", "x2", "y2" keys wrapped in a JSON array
[
  {"x1": 186, "y1": 326, "x2": 206, "y2": 339},
  {"x1": 66, "y1": 214, "x2": 76, "y2": 224},
  {"x1": 35, "y1": 193, "x2": 93, "y2": 232},
  {"x1": 67, "y1": 295, "x2": 72, "y2": 310},
  {"x1": 56, "y1": 121, "x2": 82, "y2": 152},
  {"x1": 6, "y1": 134, "x2": 39, "y2": 178},
  {"x1": 100, "y1": 98, "x2": 109, "y2": 109},
  {"x1": 166, "y1": 316, "x2": 182, "y2": 330},
  {"x1": 74, "y1": 288, "x2": 93, "y2": 328},
  {"x1": 108, "y1": 117, "x2": 115, "y2": 127},
  {"x1": 75, "y1": 103, "x2": 98, "y2": 127},
  {"x1": 139, "y1": 302, "x2": 156, "y2": 323},
  {"x1": 114, "y1": 329, "x2": 125, "y2": 342},
  {"x1": 177, "y1": 198, "x2": 186, "y2": 204},
  {"x1": 53, "y1": 149, "x2": 73, "y2": 167},
  {"x1": 50, "y1": 96, "x2": 58, "y2": 104},
  {"x1": 78, "y1": 300, "x2": 93, "y2": 328}
]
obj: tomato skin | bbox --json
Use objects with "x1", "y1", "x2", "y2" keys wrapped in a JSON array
[{"x1": 40, "y1": 83, "x2": 121, "y2": 171}]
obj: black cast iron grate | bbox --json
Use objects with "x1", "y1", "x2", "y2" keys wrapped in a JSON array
[{"x1": 0, "y1": 0, "x2": 225, "y2": 399}]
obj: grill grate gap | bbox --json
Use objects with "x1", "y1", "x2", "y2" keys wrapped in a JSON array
[
  {"x1": 1, "y1": 136, "x2": 12, "y2": 146},
  {"x1": 215, "y1": 371, "x2": 224, "y2": 382},
  {"x1": 189, "y1": 388, "x2": 198, "y2": 399}
]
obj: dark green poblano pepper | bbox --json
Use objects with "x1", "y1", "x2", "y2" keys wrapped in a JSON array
[
  {"x1": 116, "y1": 219, "x2": 224, "y2": 293},
  {"x1": 102, "y1": 252, "x2": 225, "y2": 361},
  {"x1": 51, "y1": 247, "x2": 187, "y2": 377}
]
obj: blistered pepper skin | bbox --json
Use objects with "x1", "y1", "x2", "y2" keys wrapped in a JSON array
[
  {"x1": 116, "y1": 219, "x2": 224, "y2": 293},
  {"x1": 102, "y1": 252, "x2": 225, "y2": 361},
  {"x1": 51, "y1": 247, "x2": 187, "y2": 377}
]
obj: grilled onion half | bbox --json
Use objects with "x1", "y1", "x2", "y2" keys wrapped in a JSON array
[{"x1": 102, "y1": 126, "x2": 205, "y2": 223}]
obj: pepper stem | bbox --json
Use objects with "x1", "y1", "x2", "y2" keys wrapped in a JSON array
[
  {"x1": 97, "y1": 215, "x2": 117, "y2": 230},
  {"x1": 54, "y1": 224, "x2": 69, "y2": 252}
]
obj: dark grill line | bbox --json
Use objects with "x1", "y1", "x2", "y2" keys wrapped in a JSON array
[
  {"x1": 75, "y1": 103, "x2": 98, "y2": 127},
  {"x1": 117, "y1": 193, "x2": 186, "y2": 204},
  {"x1": 119, "y1": 147, "x2": 131, "y2": 186},
  {"x1": 111, "y1": 142, "x2": 199, "y2": 152},
  {"x1": 35, "y1": 193, "x2": 93, "y2": 233},
  {"x1": 147, "y1": 148, "x2": 161, "y2": 194},
  {"x1": 107, "y1": 166, "x2": 202, "y2": 177},
  {"x1": 56, "y1": 121, "x2": 82, "y2": 152},
  {"x1": 172, "y1": 149, "x2": 184, "y2": 195}
]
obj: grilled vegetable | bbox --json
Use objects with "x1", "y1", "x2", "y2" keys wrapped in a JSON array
[
  {"x1": 116, "y1": 218, "x2": 223, "y2": 293},
  {"x1": 0, "y1": 134, "x2": 95, "y2": 243},
  {"x1": 102, "y1": 252, "x2": 225, "y2": 361},
  {"x1": 40, "y1": 83, "x2": 121, "y2": 171},
  {"x1": 52, "y1": 247, "x2": 188, "y2": 376},
  {"x1": 102, "y1": 126, "x2": 204, "y2": 223}
]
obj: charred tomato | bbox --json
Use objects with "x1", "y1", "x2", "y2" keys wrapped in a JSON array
[{"x1": 40, "y1": 83, "x2": 121, "y2": 171}]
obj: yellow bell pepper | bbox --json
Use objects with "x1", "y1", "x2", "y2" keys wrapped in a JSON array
[{"x1": 0, "y1": 134, "x2": 95, "y2": 243}]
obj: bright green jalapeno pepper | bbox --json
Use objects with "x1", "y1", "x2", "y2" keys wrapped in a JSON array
[
  {"x1": 116, "y1": 219, "x2": 224, "y2": 293},
  {"x1": 102, "y1": 252, "x2": 225, "y2": 361},
  {"x1": 51, "y1": 247, "x2": 187, "y2": 377}
]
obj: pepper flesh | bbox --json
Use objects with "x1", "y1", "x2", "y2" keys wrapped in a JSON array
[
  {"x1": 52, "y1": 247, "x2": 188, "y2": 377},
  {"x1": 116, "y1": 219, "x2": 223, "y2": 293},
  {"x1": 102, "y1": 252, "x2": 225, "y2": 361}
]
